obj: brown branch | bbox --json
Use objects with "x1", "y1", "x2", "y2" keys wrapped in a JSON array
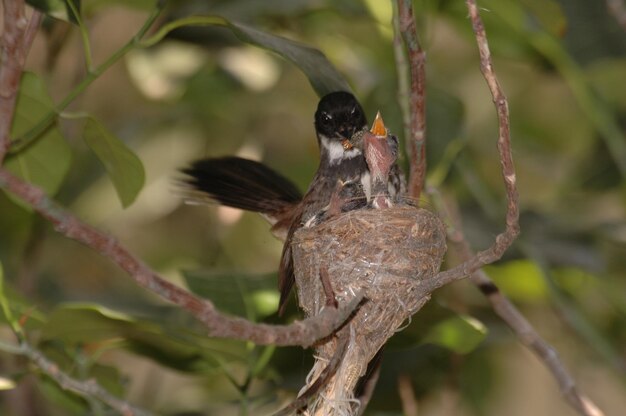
[
  {"x1": 396, "y1": 0, "x2": 427, "y2": 201},
  {"x1": 412, "y1": 4, "x2": 603, "y2": 415},
  {"x1": 320, "y1": 264, "x2": 338, "y2": 308},
  {"x1": 0, "y1": 168, "x2": 363, "y2": 347},
  {"x1": 274, "y1": 331, "x2": 350, "y2": 416},
  {"x1": 465, "y1": 0, "x2": 519, "y2": 236},
  {"x1": 0, "y1": 1, "x2": 42, "y2": 164},
  {"x1": 355, "y1": 352, "x2": 382, "y2": 416},
  {"x1": 397, "y1": 374, "x2": 418, "y2": 416},
  {"x1": 430, "y1": 187, "x2": 605, "y2": 416},
  {"x1": 8, "y1": 340, "x2": 152, "y2": 416},
  {"x1": 418, "y1": 0, "x2": 520, "y2": 293},
  {"x1": 607, "y1": 0, "x2": 626, "y2": 31}
]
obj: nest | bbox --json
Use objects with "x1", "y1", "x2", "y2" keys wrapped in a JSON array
[{"x1": 290, "y1": 203, "x2": 447, "y2": 415}]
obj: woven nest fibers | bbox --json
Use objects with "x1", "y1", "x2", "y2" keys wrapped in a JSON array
[{"x1": 290, "y1": 204, "x2": 447, "y2": 415}]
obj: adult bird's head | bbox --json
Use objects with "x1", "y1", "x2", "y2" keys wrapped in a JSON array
[{"x1": 314, "y1": 91, "x2": 368, "y2": 165}]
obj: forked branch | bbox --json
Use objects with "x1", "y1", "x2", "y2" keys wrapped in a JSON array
[
  {"x1": 431, "y1": 188, "x2": 604, "y2": 416},
  {"x1": 0, "y1": 339, "x2": 153, "y2": 416},
  {"x1": 0, "y1": 168, "x2": 362, "y2": 347},
  {"x1": 422, "y1": 0, "x2": 520, "y2": 292}
]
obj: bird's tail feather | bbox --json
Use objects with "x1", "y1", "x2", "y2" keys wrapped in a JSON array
[{"x1": 181, "y1": 156, "x2": 302, "y2": 215}]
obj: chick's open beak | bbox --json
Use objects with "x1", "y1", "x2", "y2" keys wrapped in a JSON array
[{"x1": 370, "y1": 111, "x2": 386, "y2": 137}]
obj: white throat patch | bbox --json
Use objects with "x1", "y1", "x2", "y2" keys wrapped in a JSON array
[{"x1": 320, "y1": 136, "x2": 362, "y2": 166}]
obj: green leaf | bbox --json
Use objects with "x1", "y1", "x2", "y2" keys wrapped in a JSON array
[
  {"x1": 4, "y1": 72, "x2": 71, "y2": 204},
  {"x1": 141, "y1": 16, "x2": 351, "y2": 97},
  {"x1": 423, "y1": 315, "x2": 487, "y2": 354},
  {"x1": 229, "y1": 20, "x2": 351, "y2": 97},
  {"x1": 82, "y1": 118, "x2": 145, "y2": 208},
  {"x1": 41, "y1": 303, "x2": 242, "y2": 374},
  {"x1": 26, "y1": 0, "x2": 81, "y2": 24},
  {"x1": 89, "y1": 362, "x2": 126, "y2": 397},
  {"x1": 183, "y1": 270, "x2": 278, "y2": 321},
  {"x1": 484, "y1": 259, "x2": 548, "y2": 303}
]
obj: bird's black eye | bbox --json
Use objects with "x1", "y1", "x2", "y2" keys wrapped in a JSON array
[
  {"x1": 322, "y1": 112, "x2": 332, "y2": 122},
  {"x1": 350, "y1": 106, "x2": 357, "y2": 115}
]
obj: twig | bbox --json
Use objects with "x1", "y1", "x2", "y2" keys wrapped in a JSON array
[
  {"x1": 274, "y1": 331, "x2": 350, "y2": 415},
  {"x1": 398, "y1": 374, "x2": 418, "y2": 416},
  {"x1": 355, "y1": 350, "x2": 382, "y2": 416},
  {"x1": 396, "y1": 0, "x2": 427, "y2": 200},
  {"x1": 319, "y1": 264, "x2": 338, "y2": 308},
  {"x1": 0, "y1": 1, "x2": 42, "y2": 163},
  {"x1": 431, "y1": 187, "x2": 604, "y2": 416},
  {"x1": 422, "y1": 0, "x2": 520, "y2": 292},
  {"x1": 0, "y1": 168, "x2": 363, "y2": 347},
  {"x1": 607, "y1": 0, "x2": 626, "y2": 31},
  {"x1": 429, "y1": 6, "x2": 604, "y2": 414},
  {"x1": 465, "y1": 0, "x2": 519, "y2": 235},
  {"x1": 0, "y1": 339, "x2": 152, "y2": 416}
]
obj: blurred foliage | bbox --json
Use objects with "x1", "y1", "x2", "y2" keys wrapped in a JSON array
[{"x1": 1, "y1": 0, "x2": 625, "y2": 415}]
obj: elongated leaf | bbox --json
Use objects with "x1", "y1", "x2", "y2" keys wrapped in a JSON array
[
  {"x1": 4, "y1": 72, "x2": 71, "y2": 205},
  {"x1": 423, "y1": 315, "x2": 487, "y2": 354},
  {"x1": 82, "y1": 118, "x2": 145, "y2": 208},
  {"x1": 229, "y1": 20, "x2": 351, "y2": 96},
  {"x1": 41, "y1": 303, "x2": 243, "y2": 373},
  {"x1": 142, "y1": 16, "x2": 351, "y2": 97}
]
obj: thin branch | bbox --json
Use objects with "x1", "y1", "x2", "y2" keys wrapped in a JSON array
[
  {"x1": 355, "y1": 352, "x2": 382, "y2": 416},
  {"x1": 421, "y1": 0, "x2": 520, "y2": 292},
  {"x1": 0, "y1": 168, "x2": 363, "y2": 347},
  {"x1": 26, "y1": 343, "x2": 152, "y2": 416},
  {"x1": 319, "y1": 264, "x2": 338, "y2": 308},
  {"x1": 607, "y1": 0, "x2": 626, "y2": 31},
  {"x1": 430, "y1": 187, "x2": 605, "y2": 416},
  {"x1": 396, "y1": 0, "x2": 427, "y2": 200},
  {"x1": 274, "y1": 331, "x2": 350, "y2": 415},
  {"x1": 397, "y1": 374, "x2": 418, "y2": 416},
  {"x1": 0, "y1": 1, "x2": 42, "y2": 163},
  {"x1": 465, "y1": 0, "x2": 519, "y2": 234},
  {"x1": 0, "y1": 339, "x2": 152, "y2": 416}
]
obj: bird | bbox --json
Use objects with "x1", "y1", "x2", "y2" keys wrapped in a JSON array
[
  {"x1": 181, "y1": 156, "x2": 302, "y2": 241},
  {"x1": 181, "y1": 91, "x2": 406, "y2": 314},
  {"x1": 349, "y1": 111, "x2": 400, "y2": 210}
]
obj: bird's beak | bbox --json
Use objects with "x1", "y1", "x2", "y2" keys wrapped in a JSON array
[
  {"x1": 341, "y1": 139, "x2": 353, "y2": 150},
  {"x1": 370, "y1": 111, "x2": 386, "y2": 137}
]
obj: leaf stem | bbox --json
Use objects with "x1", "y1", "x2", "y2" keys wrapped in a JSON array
[
  {"x1": 66, "y1": 0, "x2": 93, "y2": 70},
  {"x1": 9, "y1": 6, "x2": 163, "y2": 155}
]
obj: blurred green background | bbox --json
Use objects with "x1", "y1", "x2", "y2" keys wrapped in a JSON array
[{"x1": 1, "y1": 0, "x2": 625, "y2": 415}]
